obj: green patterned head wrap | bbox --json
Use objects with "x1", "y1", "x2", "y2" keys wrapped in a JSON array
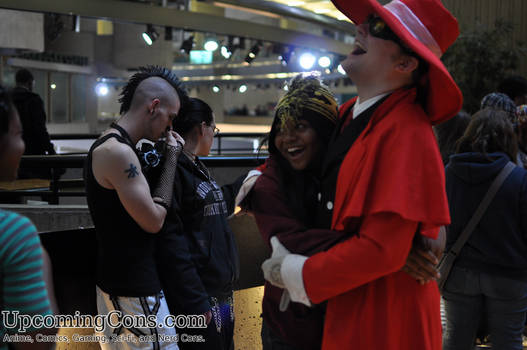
[{"x1": 275, "y1": 73, "x2": 338, "y2": 130}]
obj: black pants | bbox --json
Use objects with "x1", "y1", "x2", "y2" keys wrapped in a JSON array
[{"x1": 261, "y1": 321, "x2": 302, "y2": 350}]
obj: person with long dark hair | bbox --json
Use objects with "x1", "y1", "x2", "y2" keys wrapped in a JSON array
[
  {"x1": 248, "y1": 73, "x2": 444, "y2": 349},
  {"x1": 157, "y1": 98, "x2": 244, "y2": 350},
  {"x1": 442, "y1": 108, "x2": 527, "y2": 350},
  {"x1": 248, "y1": 74, "x2": 344, "y2": 350},
  {"x1": 260, "y1": 0, "x2": 462, "y2": 348}
]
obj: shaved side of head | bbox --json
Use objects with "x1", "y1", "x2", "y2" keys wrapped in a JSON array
[
  {"x1": 129, "y1": 77, "x2": 180, "y2": 112},
  {"x1": 118, "y1": 66, "x2": 188, "y2": 115}
]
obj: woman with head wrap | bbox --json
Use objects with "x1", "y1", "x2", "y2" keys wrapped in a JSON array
[
  {"x1": 247, "y1": 73, "x2": 345, "y2": 350},
  {"x1": 247, "y1": 73, "x2": 443, "y2": 349}
]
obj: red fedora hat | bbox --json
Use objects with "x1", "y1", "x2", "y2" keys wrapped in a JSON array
[{"x1": 331, "y1": 0, "x2": 463, "y2": 124}]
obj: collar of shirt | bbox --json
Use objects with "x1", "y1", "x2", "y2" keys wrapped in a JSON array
[{"x1": 352, "y1": 92, "x2": 391, "y2": 119}]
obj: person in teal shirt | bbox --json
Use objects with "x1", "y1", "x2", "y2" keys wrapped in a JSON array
[{"x1": 0, "y1": 85, "x2": 56, "y2": 349}]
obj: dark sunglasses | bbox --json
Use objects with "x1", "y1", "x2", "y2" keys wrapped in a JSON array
[{"x1": 367, "y1": 15, "x2": 414, "y2": 55}]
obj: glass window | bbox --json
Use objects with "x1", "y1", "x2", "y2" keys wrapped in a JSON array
[
  {"x1": 49, "y1": 72, "x2": 69, "y2": 123},
  {"x1": 2, "y1": 66, "x2": 15, "y2": 87},
  {"x1": 71, "y1": 74, "x2": 86, "y2": 122}
]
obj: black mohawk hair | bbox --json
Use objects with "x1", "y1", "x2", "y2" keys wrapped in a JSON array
[{"x1": 118, "y1": 65, "x2": 189, "y2": 115}]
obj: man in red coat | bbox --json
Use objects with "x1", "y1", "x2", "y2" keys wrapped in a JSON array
[{"x1": 262, "y1": 0, "x2": 463, "y2": 349}]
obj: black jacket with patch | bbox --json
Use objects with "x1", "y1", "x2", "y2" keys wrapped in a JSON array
[{"x1": 157, "y1": 154, "x2": 244, "y2": 315}]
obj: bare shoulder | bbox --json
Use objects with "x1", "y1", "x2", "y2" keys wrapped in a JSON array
[
  {"x1": 92, "y1": 137, "x2": 140, "y2": 189},
  {"x1": 93, "y1": 137, "x2": 134, "y2": 158}
]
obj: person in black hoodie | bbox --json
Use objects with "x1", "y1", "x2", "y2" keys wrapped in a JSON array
[
  {"x1": 11, "y1": 69, "x2": 56, "y2": 179},
  {"x1": 157, "y1": 98, "x2": 243, "y2": 350},
  {"x1": 443, "y1": 108, "x2": 527, "y2": 350}
]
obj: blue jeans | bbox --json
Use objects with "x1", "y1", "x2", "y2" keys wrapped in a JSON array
[{"x1": 442, "y1": 266, "x2": 527, "y2": 350}]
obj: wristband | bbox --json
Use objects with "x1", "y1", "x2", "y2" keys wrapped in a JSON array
[{"x1": 152, "y1": 143, "x2": 181, "y2": 210}]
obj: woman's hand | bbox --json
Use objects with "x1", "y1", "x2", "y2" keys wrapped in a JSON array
[{"x1": 402, "y1": 228, "x2": 446, "y2": 284}]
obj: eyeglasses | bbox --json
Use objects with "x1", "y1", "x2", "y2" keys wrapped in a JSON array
[
  {"x1": 366, "y1": 15, "x2": 414, "y2": 55},
  {"x1": 202, "y1": 121, "x2": 220, "y2": 136},
  {"x1": 209, "y1": 124, "x2": 220, "y2": 136}
]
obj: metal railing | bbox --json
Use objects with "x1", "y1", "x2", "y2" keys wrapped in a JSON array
[
  {"x1": 51, "y1": 132, "x2": 269, "y2": 155},
  {"x1": 0, "y1": 154, "x2": 267, "y2": 204}
]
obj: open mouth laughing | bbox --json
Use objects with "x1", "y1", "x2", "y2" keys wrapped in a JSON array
[
  {"x1": 287, "y1": 146, "x2": 305, "y2": 159},
  {"x1": 352, "y1": 41, "x2": 367, "y2": 55}
]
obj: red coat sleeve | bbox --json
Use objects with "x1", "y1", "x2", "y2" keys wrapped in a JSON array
[
  {"x1": 249, "y1": 168, "x2": 349, "y2": 256},
  {"x1": 303, "y1": 212, "x2": 418, "y2": 303}
]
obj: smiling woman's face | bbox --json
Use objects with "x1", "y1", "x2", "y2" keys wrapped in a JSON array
[
  {"x1": 274, "y1": 118, "x2": 321, "y2": 171},
  {"x1": 0, "y1": 109, "x2": 25, "y2": 181}
]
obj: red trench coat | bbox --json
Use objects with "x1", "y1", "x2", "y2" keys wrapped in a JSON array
[{"x1": 303, "y1": 88, "x2": 450, "y2": 350}]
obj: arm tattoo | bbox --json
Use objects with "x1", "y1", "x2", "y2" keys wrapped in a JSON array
[{"x1": 124, "y1": 163, "x2": 139, "y2": 178}]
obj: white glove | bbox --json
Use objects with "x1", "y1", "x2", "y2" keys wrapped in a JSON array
[
  {"x1": 261, "y1": 237, "x2": 291, "y2": 288},
  {"x1": 270, "y1": 236, "x2": 290, "y2": 257},
  {"x1": 232, "y1": 170, "x2": 262, "y2": 216},
  {"x1": 262, "y1": 255, "x2": 286, "y2": 288},
  {"x1": 263, "y1": 237, "x2": 311, "y2": 307}
]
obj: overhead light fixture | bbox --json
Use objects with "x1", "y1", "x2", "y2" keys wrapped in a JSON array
[
  {"x1": 204, "y1": 39, "x2": 219, "y2": 52},
  {"x1": 221, "y1": 46, "x2": 232, "y2": 59},
  {"x1": 287, "y1": 1, "x2": 305, "y2": 6},
  {"x1": 318, "y1": 55, "x2": 331, "y2": 68},
  {"x1": 279, "y1": 46, "x2": 294, "y2": 66},
  {"x1": 46, "y1": 13, "x2": 65, "y2": 42},
  {"x1": 50, "y1": 83, "x2": 57, "y2": 90},
  {"x1": 299, "y1": 52, "x2": 316, "y2": 70},
  {"x1": 221, "y1": 36, "x2": 236, "y2": 59},
  {"x1": 165, "y1": 26, "x2": 173, "y2": 41},
  {"x1": 239, "y1": 85, "x2": 247, "y2": 93},
  {"x1": 337, "y1": 64, "x2": 347, "y2": 75},
  {"x1": 180, "y1": 35, "x2": 195, "y2": 54},
  {"x1": 72, "y1": 15, "x2": 80, "y2": 33},
  {"x1": 245, "y1": 41, "x2": 262, "y2": 64},
  {"x1": 237, "y1": 37, "x2": 246, "y2": 50},
  {"x1": 95, "y1": 83, "x2": 109, "y2": 96},
  {"x1": 212, "y1": 85, "x2": 220, "y2": 93},
  {"x1": 142, "y1": 24, "x2": 159, "y2": 46}
]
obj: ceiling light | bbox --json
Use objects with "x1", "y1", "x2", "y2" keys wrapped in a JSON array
[
  {"x1": 244, "y1": 41, "x2": 262, "y2": 64},
  {"x1": 212, "y1": 85, "x2": 220, "y2": 93},
  {"x1": 142, "y1": 24, "x2": 159, "y2": 46},
  {"x1": 72, "y1": 15, "x2": 80, "y2": 33},
  {"x1": 164, "y1": 26, "x2": 173, "y2": 41},
  {"x1": 221, "y1": 46, "x2": 232, "y2": 59},
  {"x1": 95, "y1": 83, "x2": 109, "y2": 96},
  {"x1": 50, "y1": 83, "x2": 57, "y2": 90},
  {"x1": 287, "y1": 1, "x2": 305, "y2": 6},
  {"x1": 279, "y1": 46, "x2": 294, "y2": 66},
  {"x1": 180, "y1": 35, "x2": 195, "y2": 54},
  {"x1": 237, "y1": 37, "x2": 246, "y2": 49},
  {"x1": 299, "y1": 52, "x2": 316, "y2": 70},
  {"x1": 204, "y1": 39, "x2": 219, "y2": 52},
  {"x1": 318, "y1": 56, "x2": 331, "y2": 68},
  {"x1": 239, "y1": 85, "x2": 247, "y2": 93},
  {"x1": 337, "y1": 64, "x2": 347, "y2": 75}
]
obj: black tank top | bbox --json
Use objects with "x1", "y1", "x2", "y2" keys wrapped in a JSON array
[{"x1": 85, "y1": 134, "x2": 161, "y2": 296}]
